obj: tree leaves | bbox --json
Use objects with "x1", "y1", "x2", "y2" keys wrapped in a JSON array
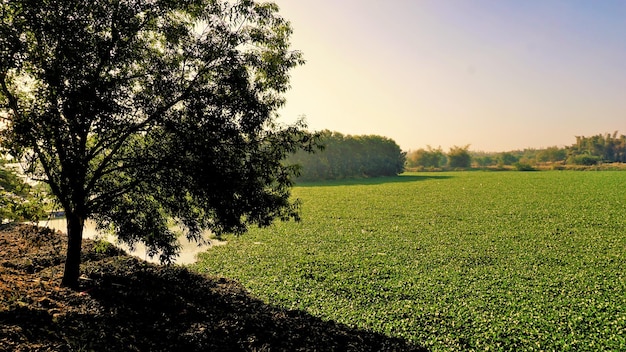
[
  {"x1": 0, "y1": 0, "x2": 316, "y2": 274},
  {"x1": 0, "y1": 161, "x2": 47, "y2": 222},
  {"x1": 288, "y1": 131, "x2": 405, "y2": 181}
]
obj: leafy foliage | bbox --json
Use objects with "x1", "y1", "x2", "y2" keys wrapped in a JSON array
[
  {"x1": 446, "y1": 145, "x2": 471, "y2": 169},
  {"x1": 537, "y1": 146, "x2": 567, "y2": 163},
  {"x1": 567, "y1": 132, "x2": 626, "y2": 164},
  {"x1": 454, "y1": 132, "x2": 626, "y2": 169},
  {"x1": 0, "y1": 160, "x2": 46, "y2": 222},
  {"x1": 0, "y1": 0, "x2": 314, "y2": 287},
  {"x1": 405, "y1": 146, "x2": 446, "y2": 170},
  {"x1": 566, "y1": 154, "x2": 602, "y2": 166},
  {"x1": 288, "y1": 130, "x2": 405, "y2": 181}
]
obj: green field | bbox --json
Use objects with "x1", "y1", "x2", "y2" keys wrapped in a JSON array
[{"x1": 193, "y1": 171, "x2": 626, "y2": 351}]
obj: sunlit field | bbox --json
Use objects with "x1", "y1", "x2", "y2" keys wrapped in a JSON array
[{"x1": 194, "y1": 171, "x2": 626, "y2": 351}]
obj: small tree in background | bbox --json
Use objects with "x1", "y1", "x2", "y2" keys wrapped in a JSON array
[
  {"x1": 537, "y1": 146, "x2": 567, "y2": 163},
  {"x1": 406, "y1": 146, "x2": 446, "y2": 170},
  {"x1": 0, "y1": 0, "x2": 316, "y2": 288},
  {"x1": 447, "y1": 145, "x2": 471, "y2": 169},
  {"x1": 498, "y1": 152, "x2": 519, "y2": 167}
]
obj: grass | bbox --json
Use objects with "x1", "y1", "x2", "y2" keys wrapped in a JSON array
[{"x1": 193, "y1": 171, "x2": 626, "y2": 351}]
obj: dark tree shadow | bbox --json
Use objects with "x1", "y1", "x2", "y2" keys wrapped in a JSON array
[
  {"x1": 1, "y1": 254, "x2": 428, "y2": 351},
  {"x1": 296, "y1": 174, "x2": 453, "y2": 188}
]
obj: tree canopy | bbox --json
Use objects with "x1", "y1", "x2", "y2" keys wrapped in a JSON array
[
  {"x1": 288, "y1": 130, "x2": 405, "y2": 181},
  {"x1": 405, "y1": 146, "x2": 446, "y2": 170},
  {"x1": 446, "y1": 145, "x2": 471, "y2": 169},
  {"x1": 0, "y1": 159, "x2": 46, "y2": 222},
  {"x1": 0, "y1": 0, "x2": 315, "y2": 288},
  {"x1": 567, "y1": 132, "x2": 626, "y2": 164},
  {"x1": 405, "y1": 131, "x2": 626, "y2": 170}
]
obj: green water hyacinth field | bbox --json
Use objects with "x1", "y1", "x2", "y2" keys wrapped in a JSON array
[{"x1": 194, "y1": 171, "x2": 626, "y2": 351}]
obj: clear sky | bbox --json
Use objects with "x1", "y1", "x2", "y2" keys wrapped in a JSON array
[{"x1": 271, "y1": 0, "x2": 626, "y2": 152}]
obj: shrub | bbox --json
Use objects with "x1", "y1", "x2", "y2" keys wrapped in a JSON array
[
  {"x1": 514, "y1": 162, "x2": 535, "y2": 171},
  {"x1": 567, "y1": 154, "x2": 602, "y2": 166}
]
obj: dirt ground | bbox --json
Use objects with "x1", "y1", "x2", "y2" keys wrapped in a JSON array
[{"x1": 0, "y1": 223, "x2": 425, "y2": 351}]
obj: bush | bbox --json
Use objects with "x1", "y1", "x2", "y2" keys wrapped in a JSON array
[
  {"x1": 567, "y1": 154, "x2": 602, "y2": 166},
  {"x1": 514, "y1": 162, "x2": 535, "y2": 171}
]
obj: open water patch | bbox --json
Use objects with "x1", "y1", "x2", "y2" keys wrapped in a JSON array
[{"x1": 37, "y1": 218, "x2": 224, "y2": 265}]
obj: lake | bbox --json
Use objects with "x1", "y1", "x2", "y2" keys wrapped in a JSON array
[{"x1": 38, "y1": 218, "x2": 222, "y2": 265}]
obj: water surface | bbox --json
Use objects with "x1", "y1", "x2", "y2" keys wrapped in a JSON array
[{"x1": 38, "y1": 218, "x2": 221, "y2": 265}]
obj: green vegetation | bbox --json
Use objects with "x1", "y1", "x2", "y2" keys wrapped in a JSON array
[
  {"x1": 289, "y1": 130, "x2": 405, "y2": 181},
  {"x1": 195, "y1": 171, "x2": 626, "y2": 351},
  {"x1": 0, "y1": 160, "x2": 46, "y2": 222},
  {"x1": 407, "y1": 131, "x2": 626, "y2": 170},
  {"x1": 1, "y1": 0, "x2": 313, "y2": 288},
  {"x1": 406, "y1": 145, "x2": 447, "y2": 169},
  {"x1": 447, "y1": 145, "x2": 472, "y2": 169}
]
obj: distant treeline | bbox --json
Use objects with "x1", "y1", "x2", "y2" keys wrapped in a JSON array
[
  {"x1": 407, "y1": 132, "x2": 626, "y2": 170},
  {"x1": 288, "y1": 130, "x2": 405, "y2": 181},
  {"x1": 406, "y1": 145, "x2": 472, "y2": 170},
  {"x1": 289, "y1": 131, "x2": 626, "y2": 180}
]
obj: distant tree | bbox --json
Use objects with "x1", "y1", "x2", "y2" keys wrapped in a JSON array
[
  {"x1": 616, "y1": 135, "x2": 626, "y2": 163},
  {"x1": 513, "y1": 161, "x2": 535, "y2": 171},
  {"x1": 289, "y1": 131, "x2": 405, "y2": 180},
  {"x1": 0, "y1": 0, "x2": 315, "y2": 288},
  {"x1": 472, "y1": 155, "x2": 494, "y2": 168},
  {"x1": 362, "y1": 135, "x2": 406, "y2": 176},
  {"x1": 567, "y1": 154, "x2": 602, "y2": 166},
  {"x1": 406, "y1": 146, "x2": 446, "y2": 169},
  {"x1": 447, "y1": 145, "x2": 471, "y2": 169},
  {"x1": 498, "y1": 152, "x2": 519, "y2": 166},
  {"x1": 568, "y1": 132, "x2": 626, "y2": 163},
  {"x1": 537, "y1": 146, "x2": 566, "y2": 163}
]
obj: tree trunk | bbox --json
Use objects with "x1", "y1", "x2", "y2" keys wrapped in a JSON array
[{"x1": 61, "y1": 212, "x2": 85, "y2": 289}]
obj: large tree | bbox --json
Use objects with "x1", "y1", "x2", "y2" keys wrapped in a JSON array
[{"x1": 0, "y1": 0, "x2": 315, "y2": 288}]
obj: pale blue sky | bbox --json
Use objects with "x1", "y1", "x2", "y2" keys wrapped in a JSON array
[{"x1": 272, "y1": 0, "x2": 626, "y2": 151}]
